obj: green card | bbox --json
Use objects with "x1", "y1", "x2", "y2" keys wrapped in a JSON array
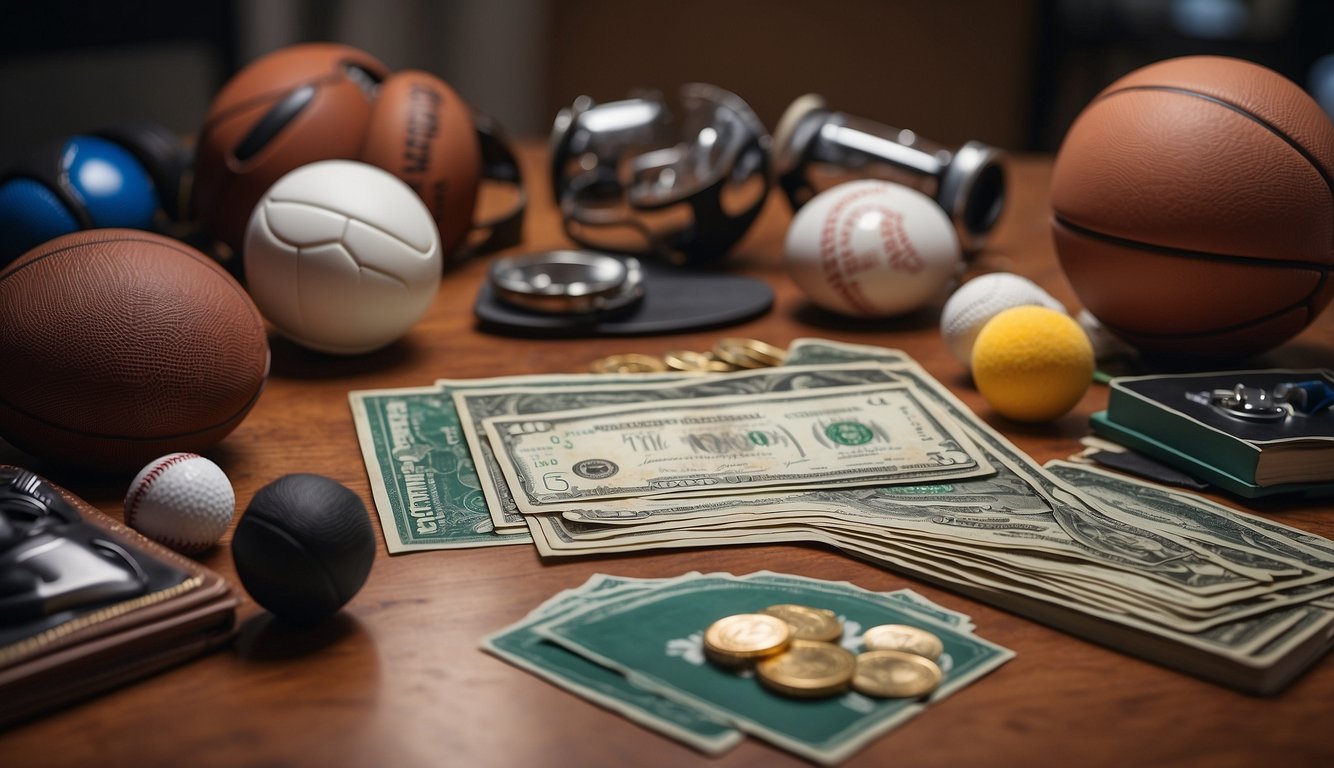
[
  {"x1": 535, "y1": 573, "x2": 1013, "y2": 765},
  {"x1": 481, "y1": 575, "x2": 744, "y2": 755}
]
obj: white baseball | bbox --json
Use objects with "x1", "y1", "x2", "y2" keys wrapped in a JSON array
[
  {"x1": 940, "y1": 272, "x2": 1066, "y2": 367},
  {"x1": 124, "y1": 453, "x2": 235, "y2": 554},
  {"x1": 784, "y1": 179, "x2": 962, "y2": 318}
]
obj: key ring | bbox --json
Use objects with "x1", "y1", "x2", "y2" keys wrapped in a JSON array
[{"x1": 1200, "y1": 380, "x2": 1334, "y2": 422}]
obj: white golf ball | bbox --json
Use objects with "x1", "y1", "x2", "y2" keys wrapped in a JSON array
[
  {"x1": 784, "y1": 179, "x2": 962, "y2": 317},
  {"x1": 940, "y1": 272, "x2": 1066, "y2": 367},
  {"x1": 125, "y1": 453, "x2": 236, "y2": 554}
]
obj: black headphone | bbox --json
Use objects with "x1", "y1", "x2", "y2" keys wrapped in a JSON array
[{"x1": 0, "y1": 121, "x2": 193, "y2": 269}]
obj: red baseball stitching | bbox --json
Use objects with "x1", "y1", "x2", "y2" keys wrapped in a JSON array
[
  {"x1": 818, "y1": 186, "x2": 885, "y2": 316},
  {"x1": 124, "y1": 453, "x2": 198, "y2": 527}
]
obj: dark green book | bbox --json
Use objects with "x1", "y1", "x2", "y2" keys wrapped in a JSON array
[{"x1": 1095, "y1": 369, "x2": 1334, "y2": 495}]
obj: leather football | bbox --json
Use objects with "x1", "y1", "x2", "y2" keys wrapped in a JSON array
[
  {"x1": 0, "y1": 229, "x2": 270, "y2": 471},
  {"x1": 1051, "y1": 55, "x2": 1334, "y2": 358}
]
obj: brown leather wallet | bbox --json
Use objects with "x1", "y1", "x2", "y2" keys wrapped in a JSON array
[{"x1": 0, "y1": 468, "x2": 237, "y2": 727}]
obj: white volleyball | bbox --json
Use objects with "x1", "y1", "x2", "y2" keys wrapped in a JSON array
[
  {"x1": 784, "y1": 180, "x2": 962, "y2": 318},
  {"x1": 244, "y1": 160, "x2": 442, "y2": 355},
  {"x1": 941, "y1": 272, "x2": 1066, "y2": 366}
]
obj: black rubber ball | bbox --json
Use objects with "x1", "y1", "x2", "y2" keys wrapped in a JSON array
[{"x1": 231, "y1": 474, "x2": 376, "y2": 624}]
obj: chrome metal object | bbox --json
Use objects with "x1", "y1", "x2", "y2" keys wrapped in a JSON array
[
  {"x1": 773, "y1": 94, "x2": 1007, "y2": 252},
  {"x1": 488, "y1": 250, "x2": 645, "y2": 315},
  {"x1": 550, "y1": 83, "x2": 770, "y2": 265}
]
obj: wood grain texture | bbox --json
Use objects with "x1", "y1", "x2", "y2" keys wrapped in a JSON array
[{"x1": 1, "y1": 147, "x2": 1332, "y2": 768}]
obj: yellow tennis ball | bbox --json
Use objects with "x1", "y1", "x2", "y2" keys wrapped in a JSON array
[{"x1": 971, "y1": 305, "x2": 1094, "y2": 422}]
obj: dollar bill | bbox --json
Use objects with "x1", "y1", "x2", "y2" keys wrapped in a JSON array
[
  {"x1": 452, "y1": 364, "x2": 998, "y2": 530},
  {"x1": 350, "y1": 384, "x2": 524, "y2": 552},
  {"x1": 516, "y1": 339, "x2": 1334, "y2": 691},
  {"x1": 350, "y1": 371, "x2": 694, "y2": 551},
  {"x1": 482, "y1": 384, "x2": 991, "y2": 513}
]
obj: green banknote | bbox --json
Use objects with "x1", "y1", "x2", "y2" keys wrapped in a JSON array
[
  {"x1": 453, "y1": 364, "x2": 943, "y2": 530},
  {"x1": 350, "y1": 373, "x2": 684, "y2": 551},
  {"x1": 533, "y1": 572, "x2": 1013, "y2": 766},
  {"x1": 484, "y1": 571, "x2": 994, "y2": 761},
  {"x1": 351, "y1": 384, "x2": 528, "y2": 552},
  {"x1": 482, "y1": 574, "x2": 745, "y2": 755}
]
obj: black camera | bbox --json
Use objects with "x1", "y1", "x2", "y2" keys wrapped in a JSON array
[{"x1": 0, "y1": 468, "x2": 148, "y2": 623}]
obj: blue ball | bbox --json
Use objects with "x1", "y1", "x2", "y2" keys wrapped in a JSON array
[
  {"x1": 0, "y1": 179, "x2": 80, "y2": 266},
  {"x1": 0, "y1": 136, "x2": 158, "y2": 267}
]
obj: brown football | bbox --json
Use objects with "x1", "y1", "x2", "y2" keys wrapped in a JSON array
[
  {"x1": 0, "y1": 229, "x2": 270, "y2": 471},
  {"x1": 1051, "y1": 55, "x2": 1334, "y2": 358}
]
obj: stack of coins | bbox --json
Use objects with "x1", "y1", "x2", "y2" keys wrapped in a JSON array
[
  {"x1": 702, "y1": 607, "x2": 944, "y2": 701},
  {"x1": 589, "y1": 338, "x2": 787, "y2": 374},
  {"x1": 855, "y1": 624, "x2": 944, "y2": 699}
]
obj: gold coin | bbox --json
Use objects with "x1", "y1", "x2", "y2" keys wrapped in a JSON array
[
  {"x1": 663, "y1": 349, "x2": 733, "y2": 372},
  {"x1": 861, "y1": 624, "x2": 944, "y2": 661},
  {"x1": 703, "y1": 613, "x2": 791, "y2": 668},
  {"x1": 852, "y1": 650, "x2": 942, "y2": 699},
  {"x1": 712, "y1": 337, "x2": 787, "y2": 369},
  {"x1": 756, "y1": 640, "x2": 856, "y2": 699},
  {"x1": 589, "y1": 353, "x2": 669, "y2": 374},
  {"x1": 760, "y1": 604, "x2": 843, "y2": 643}
]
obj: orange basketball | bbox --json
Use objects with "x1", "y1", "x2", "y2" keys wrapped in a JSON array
[
  {"x1": 193, "y1": 43, "x2": 390, "y2": 254},
  {"x1": 361, "y1": 70, "x2": 481, "y2": 263},
  {"x1": 1051, "y1": 56, "x2": 1334, "y2": 358}
]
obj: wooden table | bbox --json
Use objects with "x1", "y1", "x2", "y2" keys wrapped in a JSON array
[{"x1": 2, "y1": 149, "x2": 1332, "y2": 768}]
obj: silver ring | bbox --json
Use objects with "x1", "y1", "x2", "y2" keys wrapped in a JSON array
[{"x1": 489, "y1": 250, "x2": 645, "y2": 315}]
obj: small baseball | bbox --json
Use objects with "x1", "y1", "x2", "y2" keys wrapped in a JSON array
[
  {"x1": 785, "y1": 179, "x2": 961, "y2": 318},
  {"x1": 125, "y1": 452, "x2": 236, "y2": 554},
  {"x1": 941, "y1": 272, "x2": 1066, "y2": 367}
]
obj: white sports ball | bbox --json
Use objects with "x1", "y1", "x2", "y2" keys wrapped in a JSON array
[
  {"x1": 124, "y1": 452, "x2": 235, "y2": 554},
  {"x1": 245, "y1": 160, "x2": 442, "y2": 355},
  {"x1": 941, "y1": 272, "x2": 1066, "y2": 366},
  {"x1": 784, "y1": 179, "x2": 961, "y2": 318}
]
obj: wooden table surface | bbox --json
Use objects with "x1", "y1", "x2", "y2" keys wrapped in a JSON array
[{"x1": 2, "y1": 147, "x2": 1332, "y2": 768}]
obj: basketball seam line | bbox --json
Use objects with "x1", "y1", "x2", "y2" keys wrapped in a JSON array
[
  {"x1": 1095, "y1": 85, "x2": 1334, "y2": 204},
  {"x1": 1051, "y1": 215, "x2": 1332, "y2": 274},
  {"x1": 199, "y1": 65, "x2": 366, "y2": 133},
  {"x1": 1053, "y1": 215, "x2": 1330, "y2": 337},
  {"x1": 1094, "y1": 302, "x2": 1312, "y2": 341}
]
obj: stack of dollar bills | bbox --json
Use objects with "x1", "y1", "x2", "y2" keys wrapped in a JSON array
[
  {"x1": 350, "y1": 338, "x2": 1334, "y2": 694},
  {"x1": 480, "y1": 571, "x2": 1013, "y2": 764}
]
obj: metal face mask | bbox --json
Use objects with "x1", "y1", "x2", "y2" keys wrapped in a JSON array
[{"x1": 550, "y1": 83, "x2": 770, "y2": 266}]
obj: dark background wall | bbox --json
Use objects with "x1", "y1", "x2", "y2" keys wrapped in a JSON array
[{"x1": 1, "y1": 0, "x2": 1330, "y2": 167}]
